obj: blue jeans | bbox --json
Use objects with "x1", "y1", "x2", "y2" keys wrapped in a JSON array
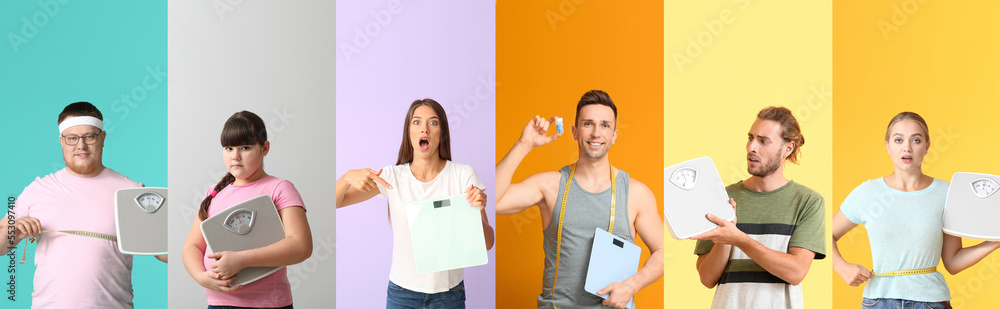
[
  {"x1": 386, "y1": 280, "x2": 466, "y2": 309},
  {"x1": 861, "y1": 298, "x2": 950, "y2": 309},
  {"x1": 207, "y1": 305, "x2": 292, "y2": 309}
]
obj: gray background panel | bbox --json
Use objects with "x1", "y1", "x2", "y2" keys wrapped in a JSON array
[{"x1": 167, "y1": 1, "x2": 335, "y2": 307}]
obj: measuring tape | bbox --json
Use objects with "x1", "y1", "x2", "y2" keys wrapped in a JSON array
[
  {"x1": 551, "y1": 163, "x2": 616, "y2": 308},
  {"x1": 875, "y1": 267, "x2": 936, "y2": 277},
  {"x1": 849, "y1": 267, "x2": 937, "y2": 307},
  {"x1": 20, "y1": 230, "x2": 117, "y2": 264}
]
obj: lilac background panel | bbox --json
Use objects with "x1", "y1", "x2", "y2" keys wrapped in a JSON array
[{"x1": 335, "y1": 1, "x2": 496, "y2": 308}]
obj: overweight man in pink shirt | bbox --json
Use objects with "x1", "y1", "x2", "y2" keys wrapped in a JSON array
[{"x1": 1, "y1": 102, "x2": 166, "y2": 308}]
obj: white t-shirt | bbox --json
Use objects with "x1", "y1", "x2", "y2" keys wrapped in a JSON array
[{"x1": 375, "y1": 161, "x2": 484, "y2": 293}]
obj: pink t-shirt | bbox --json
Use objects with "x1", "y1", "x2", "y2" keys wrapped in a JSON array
[
  {"x1": 201, "y1": 175, "x2": 305, "y2": 307},
  {"x1": 14, "y1": 168, "x2": 142, "y2": 309}
]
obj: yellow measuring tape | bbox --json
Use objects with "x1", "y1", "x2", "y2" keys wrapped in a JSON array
[
  {"x1": 20, "y1": 230, "x2": 118, "y2": 264},
  {"x1": 850, "y1": 267, "x2": 938, "y2": 307},
  {"x1": 875, "y1": 267, "x2": 937, "y2": 277},
  {"x1": 551, "y1": 163, "x2": 616, "y2": 307},
  {"x1": 849, "y1": 267, "x2": 937, "y2": 307}
]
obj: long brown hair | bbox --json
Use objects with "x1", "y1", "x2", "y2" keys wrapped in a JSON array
[
  {"x1": 198, "y1": 111, "x2": 268, "y2": 220},
  {"x1": 395, "y1": 99, "x2": 452, "y2": 165},
  {"x1": 756, "y1": 106, "x2": 806, "y2": 164}
]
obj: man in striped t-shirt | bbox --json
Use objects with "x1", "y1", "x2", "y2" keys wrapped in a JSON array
[{"x1": 692, "y1": 106, "x2": 826, "y2": 309}]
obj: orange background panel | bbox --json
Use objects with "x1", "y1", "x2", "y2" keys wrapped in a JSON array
[
  {"x1": 496, "y1": 1, "x2": 664, "y2": 308},
  {"x1": 834, "y1": 1, "x2": 1000, "y2": 309}
]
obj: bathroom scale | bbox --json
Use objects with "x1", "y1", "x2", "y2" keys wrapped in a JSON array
[
  {"x1": 201, "y1": 194, "x2": 285, "y2": 286},
  {"x1": 115, "y1": 187, "x2": 168, "y2": 255},
  {"x1": 584, "y1": 228, "x2": 640, "y2": 308},
  {"x1": 663, "y1": 157, "x2": 735, "y2": 240},
  {"x1": 943, "y1": 172, "x2": 1000, "y2": 240},
  {"x1": 405, "y1": 193, "x2": 488, "y2": 274}
]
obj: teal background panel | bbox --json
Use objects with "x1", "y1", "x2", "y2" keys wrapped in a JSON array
[{"x1": 0, "y1": 1, "x2": 167, "y2": 308}]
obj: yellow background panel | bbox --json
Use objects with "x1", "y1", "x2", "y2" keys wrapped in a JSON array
[
  {"x1": 665, "y1": 1, "x2": 832, "y2": 308},
  {"x1": 834, "y1": 1, "x2": 1000, "y2": 308}
]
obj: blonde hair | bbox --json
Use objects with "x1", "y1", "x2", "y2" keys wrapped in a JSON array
[{"x1": 885, "y1": 111, "x2": 929, "y2": 143}]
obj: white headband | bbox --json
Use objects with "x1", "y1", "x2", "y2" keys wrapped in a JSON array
[{"x1": 58, "y1": 116, "x2": 103, "y2": 134}]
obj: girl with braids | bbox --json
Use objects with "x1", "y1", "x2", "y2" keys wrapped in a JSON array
[
  {"x1": 182, "y1": 110, "x2": 312, "y2": 309},
  {"x1": 337, "y1": 99, "x2": 494, "y2": 309}
]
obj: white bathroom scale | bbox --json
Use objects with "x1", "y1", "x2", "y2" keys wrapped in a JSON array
[
  {"x1": 663, "y1": 157, "x2": 735, "y2": 240},
  {"x1": 584, "y1": 228, "x2": 640, "y2": 308},
  {"x1": 115, "y1": 187, "x2": 168, "y2": 255},
  {"x1": 943, "y1": 172, "x2": 1000, "y2": 240},
  {"x1": 405, "y1": 193, "x2": 488, "y2": 274},
  {"x1": 201, "y1": 194, "x2": 285, "y2": 286}
]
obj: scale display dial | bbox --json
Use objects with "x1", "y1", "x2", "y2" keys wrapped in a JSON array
[
  {"x1": 971, "y1": 178, "x2": 999, "y2": 198},
  {"x1": 224, "y1": 209, "x2": 256, "y2": 235},
  {"x1": 134, "y1": 192, "x2": 165, "y2": 214},
  {"x1": 670, "y1": 167, "x2": 698, "y2": 190}
]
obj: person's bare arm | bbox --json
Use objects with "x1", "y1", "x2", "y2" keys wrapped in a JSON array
[
  {"x1": 207, "y1": 206, "x2": 313, "y2": 280},
  {"x1": 941, "y1": 234, "x2": 1000, "y2": 275},
  {"x1": 465, "y1": 185, "x2": 495, "y2": 250},
  {"x1": 694, "y1": 213, "x2": 816, "y2": 285},
  {"x1": 2, "y1": 216, "x2": 40, "y2": 255},
  {"x1": 182, "y1": 216, "x2": 241, "y2": 292},
  {"x1": 735, "y1": 240, "x2": 816, "y2": 285},
  {"x1": 831, "y1": 210, "x2": 871, "y2": 286},
  {"x1": 597, "y1": 180, "x2": 663, "y2": 308},
  {"x1": 696, "y1": 243, "x2": 733, "y2": 288},
  {"x1": 337, "y1": 168, "x2": 391, "y2": 208},
  {"x1": 695, "y1": 220, "x2": 816, "y2": 285},
  {"x1": 496, "y1": 115, "x2": 562, "y2": 215},
  {"x1": 480, "y1": 207, "x2": 495, "y2": 250},
  {"x1": 694, "y1": 199, "x2": 736, "y2": 288},
  {"x1": 497, "y1": 171, "x2": 560, "y2": 216}
]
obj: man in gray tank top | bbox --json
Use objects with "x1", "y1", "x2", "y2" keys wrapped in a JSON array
[{"x1": 496, "y1": 90, "x2": 665, "y2": 309}]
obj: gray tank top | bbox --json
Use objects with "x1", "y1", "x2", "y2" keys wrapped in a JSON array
[{"x1": 536, "y1": 165, "x2": 634, "y2": 309}]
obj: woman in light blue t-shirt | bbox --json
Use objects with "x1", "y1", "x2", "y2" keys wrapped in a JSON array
[{"x1": 830, "y1": 112, "x2": 1000, "y2": 309}]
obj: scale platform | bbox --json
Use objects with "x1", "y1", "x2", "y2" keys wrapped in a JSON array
[
  {"x1": 663, "y1": 157, "x2": 735, "y2": 240},
  {"x1": 201, "y1": 194, "x2": 285, "y2": 286},
  {"x1": 943, "y1": 172, "x2": 1000, "y2": 241},
  {"x1": 405, "y1": 193, "x2": 488, "y2": 274},
  {"x1": 584, "y1": 228, "x2": 639, "y2": 308},
  {"x1": 115, "y1": 187, "x2": 168, "y2": 255}
]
